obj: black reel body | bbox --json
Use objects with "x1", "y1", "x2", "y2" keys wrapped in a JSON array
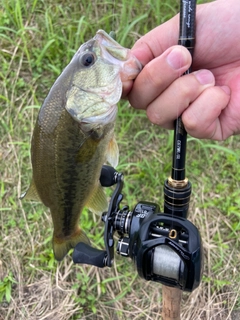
[
  {"x1": 72, "y1": 166, "x2": 203, "y2": 293},
  {"x1": 116, "y1": 203, "x2": 202, "y2": 291}
]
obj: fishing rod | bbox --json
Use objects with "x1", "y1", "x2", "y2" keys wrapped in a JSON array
[
  {"x1": 73, "y1": 0, "x2": 202, "y2": 317},
  {"x1": 165, "y1": 0, "x2": 196, "y2": 214},
  {"x1": 162, "y1": 0, "x2": 198, "y2": 317}
]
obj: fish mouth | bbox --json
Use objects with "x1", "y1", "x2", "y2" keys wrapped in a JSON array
[
  {"x1": 81, "y1": 103, "x2": 118, "y2": 127},
  {"x1": 84, "y1": 71, "x2": 122, "y2": 106},
  {"x1": 76, "y1": 73, "x2": 121, "y2": 130},
  {"x1": 95, "y1": 30, "x2": 142, "y2": 81},
  {"x1": 69, "y1": 98, "x2": 118, "y2": 132},
  {"x1": 66, "y1": 69, "x2": 121, "y2": 131}
]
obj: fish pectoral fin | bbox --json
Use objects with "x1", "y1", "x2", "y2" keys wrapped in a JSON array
[
  {"x1": 106, "y1": 135, "x2": 119, "y2": 168},
  {"x1": 20, "y1": 180, "x2": 41, "y2": 202},
  {"x1": 86, "y1": 183, "x2": 108, "y2": 214},
  {"x1": 53, "y1": 228, "x2": 90, "y2": 261}
]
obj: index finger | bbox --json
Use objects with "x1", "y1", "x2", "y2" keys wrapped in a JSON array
[{"x1": 131, "y1": 15, "x2": 179, "y2": 65}]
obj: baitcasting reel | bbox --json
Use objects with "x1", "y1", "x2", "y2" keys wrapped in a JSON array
[{"x1": 73, "y1": 166, "x2": 203, "y2": 292}]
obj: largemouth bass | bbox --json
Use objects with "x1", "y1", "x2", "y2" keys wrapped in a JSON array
[{"x1": 22, "y1": 30, "x2": 142, "y2": 261}]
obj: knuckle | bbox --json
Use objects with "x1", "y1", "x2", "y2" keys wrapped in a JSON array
[
  {"x1": 146, "y1": 108, "x2": 162, "y2": 126},
  {"x1": 143, "y1": 64, "x2": 163, "y2": 89},
  {"x1": 146, "y1": 107, "x2": 171, "y2": 128},
  {"x1": 182, "y1": 111, "x2": 198, "y2": 132}
]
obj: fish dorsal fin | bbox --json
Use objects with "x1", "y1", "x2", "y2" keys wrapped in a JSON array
[
  {"x1": 20, "y1": 180, "x2": 41, "y2": 202},
  {"x1": 106, "y1": 136, "x2": 119, "y2": 168},
  {"x1": 86, "y1": 183, "x2": 108, "y2": 214}
]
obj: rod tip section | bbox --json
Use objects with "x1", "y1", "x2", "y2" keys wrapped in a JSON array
[{"x1": 162, "y1": 285, "x2": 182, "y2": 320}]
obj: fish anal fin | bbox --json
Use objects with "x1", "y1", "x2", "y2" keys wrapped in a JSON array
[
  {"x1": 106, "y1": 135, "x2": 119, "y2": 168},
  {"x1": 86, "y1": 183, "x2": 108, "y2": 214},
  {"x1": 20, "y1": 180, "x2": 41, "y2": 202},
  {"x1": 53, "y1": 227, "x2": 90, "y2": 261}
]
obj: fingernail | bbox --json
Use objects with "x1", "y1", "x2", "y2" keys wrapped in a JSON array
[
  {"x1": 221, "y1": 85, "x2": 231, "y2": 95},
  {"x1": 167, "y1": 47, "x2": 189, "y2": 70},
  {"x1": 195, "y1": 70, "x2": 215, "y2": 85}
]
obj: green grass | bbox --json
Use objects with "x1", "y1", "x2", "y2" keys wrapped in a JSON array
[{"x1": 1, "y1": 0, "x2": 240, "y2": 319}]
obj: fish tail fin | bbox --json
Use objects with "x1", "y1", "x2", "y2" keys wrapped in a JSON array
[{"x1": 52, "y1": 228, "x2": 90, "y2": 261}]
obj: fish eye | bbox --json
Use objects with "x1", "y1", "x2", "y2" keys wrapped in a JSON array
[{"x1": 80, "y1": 52, "x2": 96, "y2": 67}]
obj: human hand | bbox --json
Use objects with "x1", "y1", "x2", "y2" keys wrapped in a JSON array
[{"x1": 123, "y1": 0, "x2": 240, "y2": 140}]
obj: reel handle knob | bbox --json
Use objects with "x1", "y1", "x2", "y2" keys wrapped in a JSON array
[{"x1": 72, "y1": 242, "x2": 107, "y2": 268}]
